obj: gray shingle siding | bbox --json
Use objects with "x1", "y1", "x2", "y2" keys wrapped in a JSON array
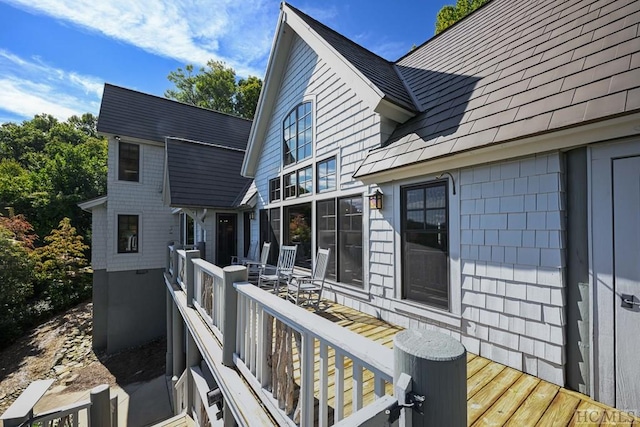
[
  {"x1": 97, "y1": 84, "x2": 252, "y2": 150},
  {"x1": 287, "y1": 3, "x2": 417, "y2": 112},
  {"x1": 355, "y1": 0, "x2": 640, "y2": 178}
]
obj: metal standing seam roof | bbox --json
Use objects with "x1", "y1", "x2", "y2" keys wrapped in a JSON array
[
  {"x1": 286, "y1": 3, "x2": 417, "y2": 112},
  {"x1": 354, "y1": 0, "x2": 640, "y2": 178},
  {"x1": 97, "y1": 83, "x2": 252, "y2": 150},
  {"x1": 165, "y1": 138, "x2": 252, "y2": 209}
]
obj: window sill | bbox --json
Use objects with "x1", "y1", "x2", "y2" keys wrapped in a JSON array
[
  {"x1": 390, "y1": 298, "x2": 462, "y2": 329},
  {"x1": 322, "y1": 279, "x2": 370, "y2": 300}
]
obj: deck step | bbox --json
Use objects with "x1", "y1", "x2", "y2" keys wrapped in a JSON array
[{"x1": 152, "y1": 413, "x2": 196, "y2": 427}]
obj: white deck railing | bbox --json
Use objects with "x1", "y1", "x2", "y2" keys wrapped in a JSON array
[
  {"x1": 234, "y1": 282, "x2": 394, "y2": 427},
  {"x1": 27, "y1": 400, "x2": 92, "y2": 427},
  {"x1": 176, "y1": 249, "x2": 187, "y2": 291},
  {"x1": 163, "y1": 245, "x2": 466, "y2": 427},
  {"x1": 168, "y1": 244, "x2": 176, "y2": 277},
  {"x1": 174, "y1": 369, "x2": 188, "y2": 415},
  {"x1": 193, "y1": 259, "x2": 225, "y2": 342}
]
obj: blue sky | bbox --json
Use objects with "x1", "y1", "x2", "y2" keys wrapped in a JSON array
[{"x1": 0, "y1": 0, "x2": 450, "y2": 124}]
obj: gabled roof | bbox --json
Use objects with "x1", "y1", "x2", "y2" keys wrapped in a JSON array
[
  {"x1": 98, "y1": 84, "x2": 252, "y2": 150},
  {"x1": 355, "y1": 0, "x2": 640, "y2": 178},
  {"x1": 242, "y1": 2, "x2": 418, "y2": 178},
  {"x1": 287, "y1": 4, "x2": 415, "y2": 112},
  {"x1": 78, "y1": 195, "x2": 107, "y2": 212},
  {"x1": 164, "y1": 138, "x2": 252, "y2": 209}
]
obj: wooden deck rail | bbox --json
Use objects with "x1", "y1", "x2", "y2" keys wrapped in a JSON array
[
  {"x1": 234, "y1": 282, "x2": 394, "y2": 427},
  {"x1": 192, "y1": 258, "x2": 225, "y2": 342}
]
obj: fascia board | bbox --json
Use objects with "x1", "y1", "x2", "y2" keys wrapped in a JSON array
[
  {"x1": 283, "y1": 4, "x2": 384, "y2": 109},
  {"x1": 357, "y1": 113, "x2": 640, "y2": 184},
  {"x1": 242, "y1": 8, "x2": 290, "y2": 178}
]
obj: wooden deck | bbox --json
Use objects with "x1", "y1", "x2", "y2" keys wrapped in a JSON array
[{"x1": 293, "y1": 300, "x2": 640, "y2": 426}]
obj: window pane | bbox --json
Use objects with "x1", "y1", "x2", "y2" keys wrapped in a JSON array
[
  {"x1": 426, "y1": 185, "x2": 446, "y2": 208},
  {"x1": 298, "y1": 167, "x2": 313, "y2": 195},
  {"x1": 117, "y1": 215, "x2": 138, "y2": 253},
  {"x1": 118, "y1": 142, "x2": 139, "y2": 182},
  {"x1": 283, "y1": 102, "x2": 313, "y2": 166},
  {"x1": 285, "y1": 203, "x2": 312, "y2": 269},
  {"x1": 406, "y1": 188, "x2": 424, "y2": 209},
  {"x1": 317, "y1": 199, "x2": 336, "y2": 279},
  {"x1": 269, "y1": 178, "x2": 281, "y2": 202},
  {"x1": 406, "y1": 210, "x2": 424, "y2": 229},
  {"x1": 426, "y1": 209, "x2": 447, "y2": 230},
  {"x1": 338, "y1": 196, "x2": 363, "y2": 287},
  {"x1": 317, "y1": 157, "x2": 336, "y2": 193},
  {"x1": 284, "y1": 173, "x2": 296, "y2": 198}
]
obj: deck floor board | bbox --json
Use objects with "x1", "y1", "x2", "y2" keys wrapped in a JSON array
[{"x1": 266, "y1": 297, "x2": 640, "y2": 426}]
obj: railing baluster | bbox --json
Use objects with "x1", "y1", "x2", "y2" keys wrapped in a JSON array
[
  {"x1": 335, "y1": 351, "x2": 344, "y2": 421},
  {"x1": 249, "y1": 300, "x2": 257, "y2": 373},
  {"x1": 319, "y1": 341, "x2": 329, "y2": 427},
  {"x1": 244, "y1": 298, "x2": 251, "y2": 363},
  {"x1": 352, "y1": 361, "x2": 363, "y2": 414},
  {"x1": 374, "y1": 375, "x2": 385, "y2": 399},
  {"x1": 300, "y1": 332, "x2": 315, "y2": 427},
  {"x1": 260, "y1": 311, "x2": 272, "y2": 389},
  {"x1": 237, "y1": 293, "x2": 245, "y2": 358},
  {"x1": 256, "y1": 305, "x2": 264, "y2": 382}
]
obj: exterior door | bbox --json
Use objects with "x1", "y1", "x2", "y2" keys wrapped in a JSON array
[
  {"x1": 613, "y1": 155, "x2": 640, "y2": 411},
  {"x1": 216, "y1": 213, "x2": 236, "y2": 267}
]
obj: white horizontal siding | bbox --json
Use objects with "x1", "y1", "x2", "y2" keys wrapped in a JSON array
[
  {"x1": 254, "y1": 34, "x2": 381, "y2": 206},
  {"x1": 105, "y1": 139, "x2": 175, "y2": 272}
]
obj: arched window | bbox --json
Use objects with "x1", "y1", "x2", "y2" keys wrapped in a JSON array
[{"x1": 283, "y1": 102, "x2": 313, "y2": 166}]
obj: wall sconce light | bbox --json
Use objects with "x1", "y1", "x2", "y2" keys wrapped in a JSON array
[
  {"x1": 368, "y1": 189, "x2": 383, "y2": 210},
  {"x1": 436, "y1": 171, "x2": 457, "y2": 195},
  {"x1": 249, "y1": 210, "x2": 255, "y2": 220}
]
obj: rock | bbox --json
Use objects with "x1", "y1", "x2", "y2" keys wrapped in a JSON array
[
  {"x1": 53, "y1": 365, "x2": 69, "y2": 375},
  {"x1": 64, "y1": 374, "x2": 78, "y2": 385}
]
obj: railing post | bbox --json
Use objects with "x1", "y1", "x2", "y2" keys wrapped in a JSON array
[
  {"x1": 166, "y1": 289, "x2": 174, "y2": 376},
  {"x1": 166, "y1": 241, "x2": 173, "y2": 273},
  {"x1": 185, "y1": 250, "x2": 200, "y2": 307},
  {"x1": 186, "y1": 334, "x2": 201, "y2": 416},
  {"x1": 171, "y1": 244, "x2": 182, "y2": 284},
  {"x1": 89, "y1": 384, "x2": 111, "y2": 427},
  {"x1": 222, "y1": 265, "x2": 247, "y2": 367},
  {"x1": 394, "y1": 329, "x2": 466, "y2": 427},
  {"x1": 172, "y1": 304, "x2": 185, "y2": 378}
]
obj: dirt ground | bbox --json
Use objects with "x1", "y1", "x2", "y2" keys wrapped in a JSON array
[{"x1": 0, "y1": 301, "x2": 166, "y2": 414}]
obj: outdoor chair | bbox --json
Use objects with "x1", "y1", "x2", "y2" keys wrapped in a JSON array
[
  {"x1": 231, "y1": 241, "x2": 258, "y2": 265},
  {"x1": 286, "y1": 248, "x2": 330, "y2": 308},
  {"x1": 258, "y1": 245, "x2": 297, "y2": 292},
  {"x1": 244, "y1": 242, "x2": 271, "y2": 284}
]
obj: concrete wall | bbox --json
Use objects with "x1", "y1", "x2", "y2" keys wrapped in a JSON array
[
  {"x1": 92, "y1": 268, "x2": 166, "y2": 353},
  {"x1": 92, "y1": 269, "x2": 108, "y2": 349}
]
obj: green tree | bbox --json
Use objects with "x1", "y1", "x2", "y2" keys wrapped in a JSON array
[
  {"x1": 165, "y1": 60, "x2": 262, "y2": 119},
  {"x1": 0, "y1": 114, "x2": 106, "y2": 242},
  {"x1": 0, "y1": 222, "x2": 35, "y2": 346},
  {"x1": 435, "y1": 0, "x2": 491, "y2": 34},
  {"x1": 33, "y1": 217, "x2": 90, "y2": 310}
]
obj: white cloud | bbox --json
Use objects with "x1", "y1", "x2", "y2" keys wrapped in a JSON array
[
  {"x1": 0, "y1": 50, "x2": 102, "y2": 122},
  {"x1": 3, "y1": 0, "x2": 279, "y2": 77}
]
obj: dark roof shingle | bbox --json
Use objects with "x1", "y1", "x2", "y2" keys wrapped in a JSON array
[
  {"x1": 166, "y1": 138, "x2": 252, "y2": 209},
  {"x1": 97, "y1": 84, "x2": 252, "y2": 150},
  {"x1": 355, "y1": 0, "x2": 640, "y2": 178},
  {"x1": 287, "y1": 3, "x2": 416, "y2": 112}
]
